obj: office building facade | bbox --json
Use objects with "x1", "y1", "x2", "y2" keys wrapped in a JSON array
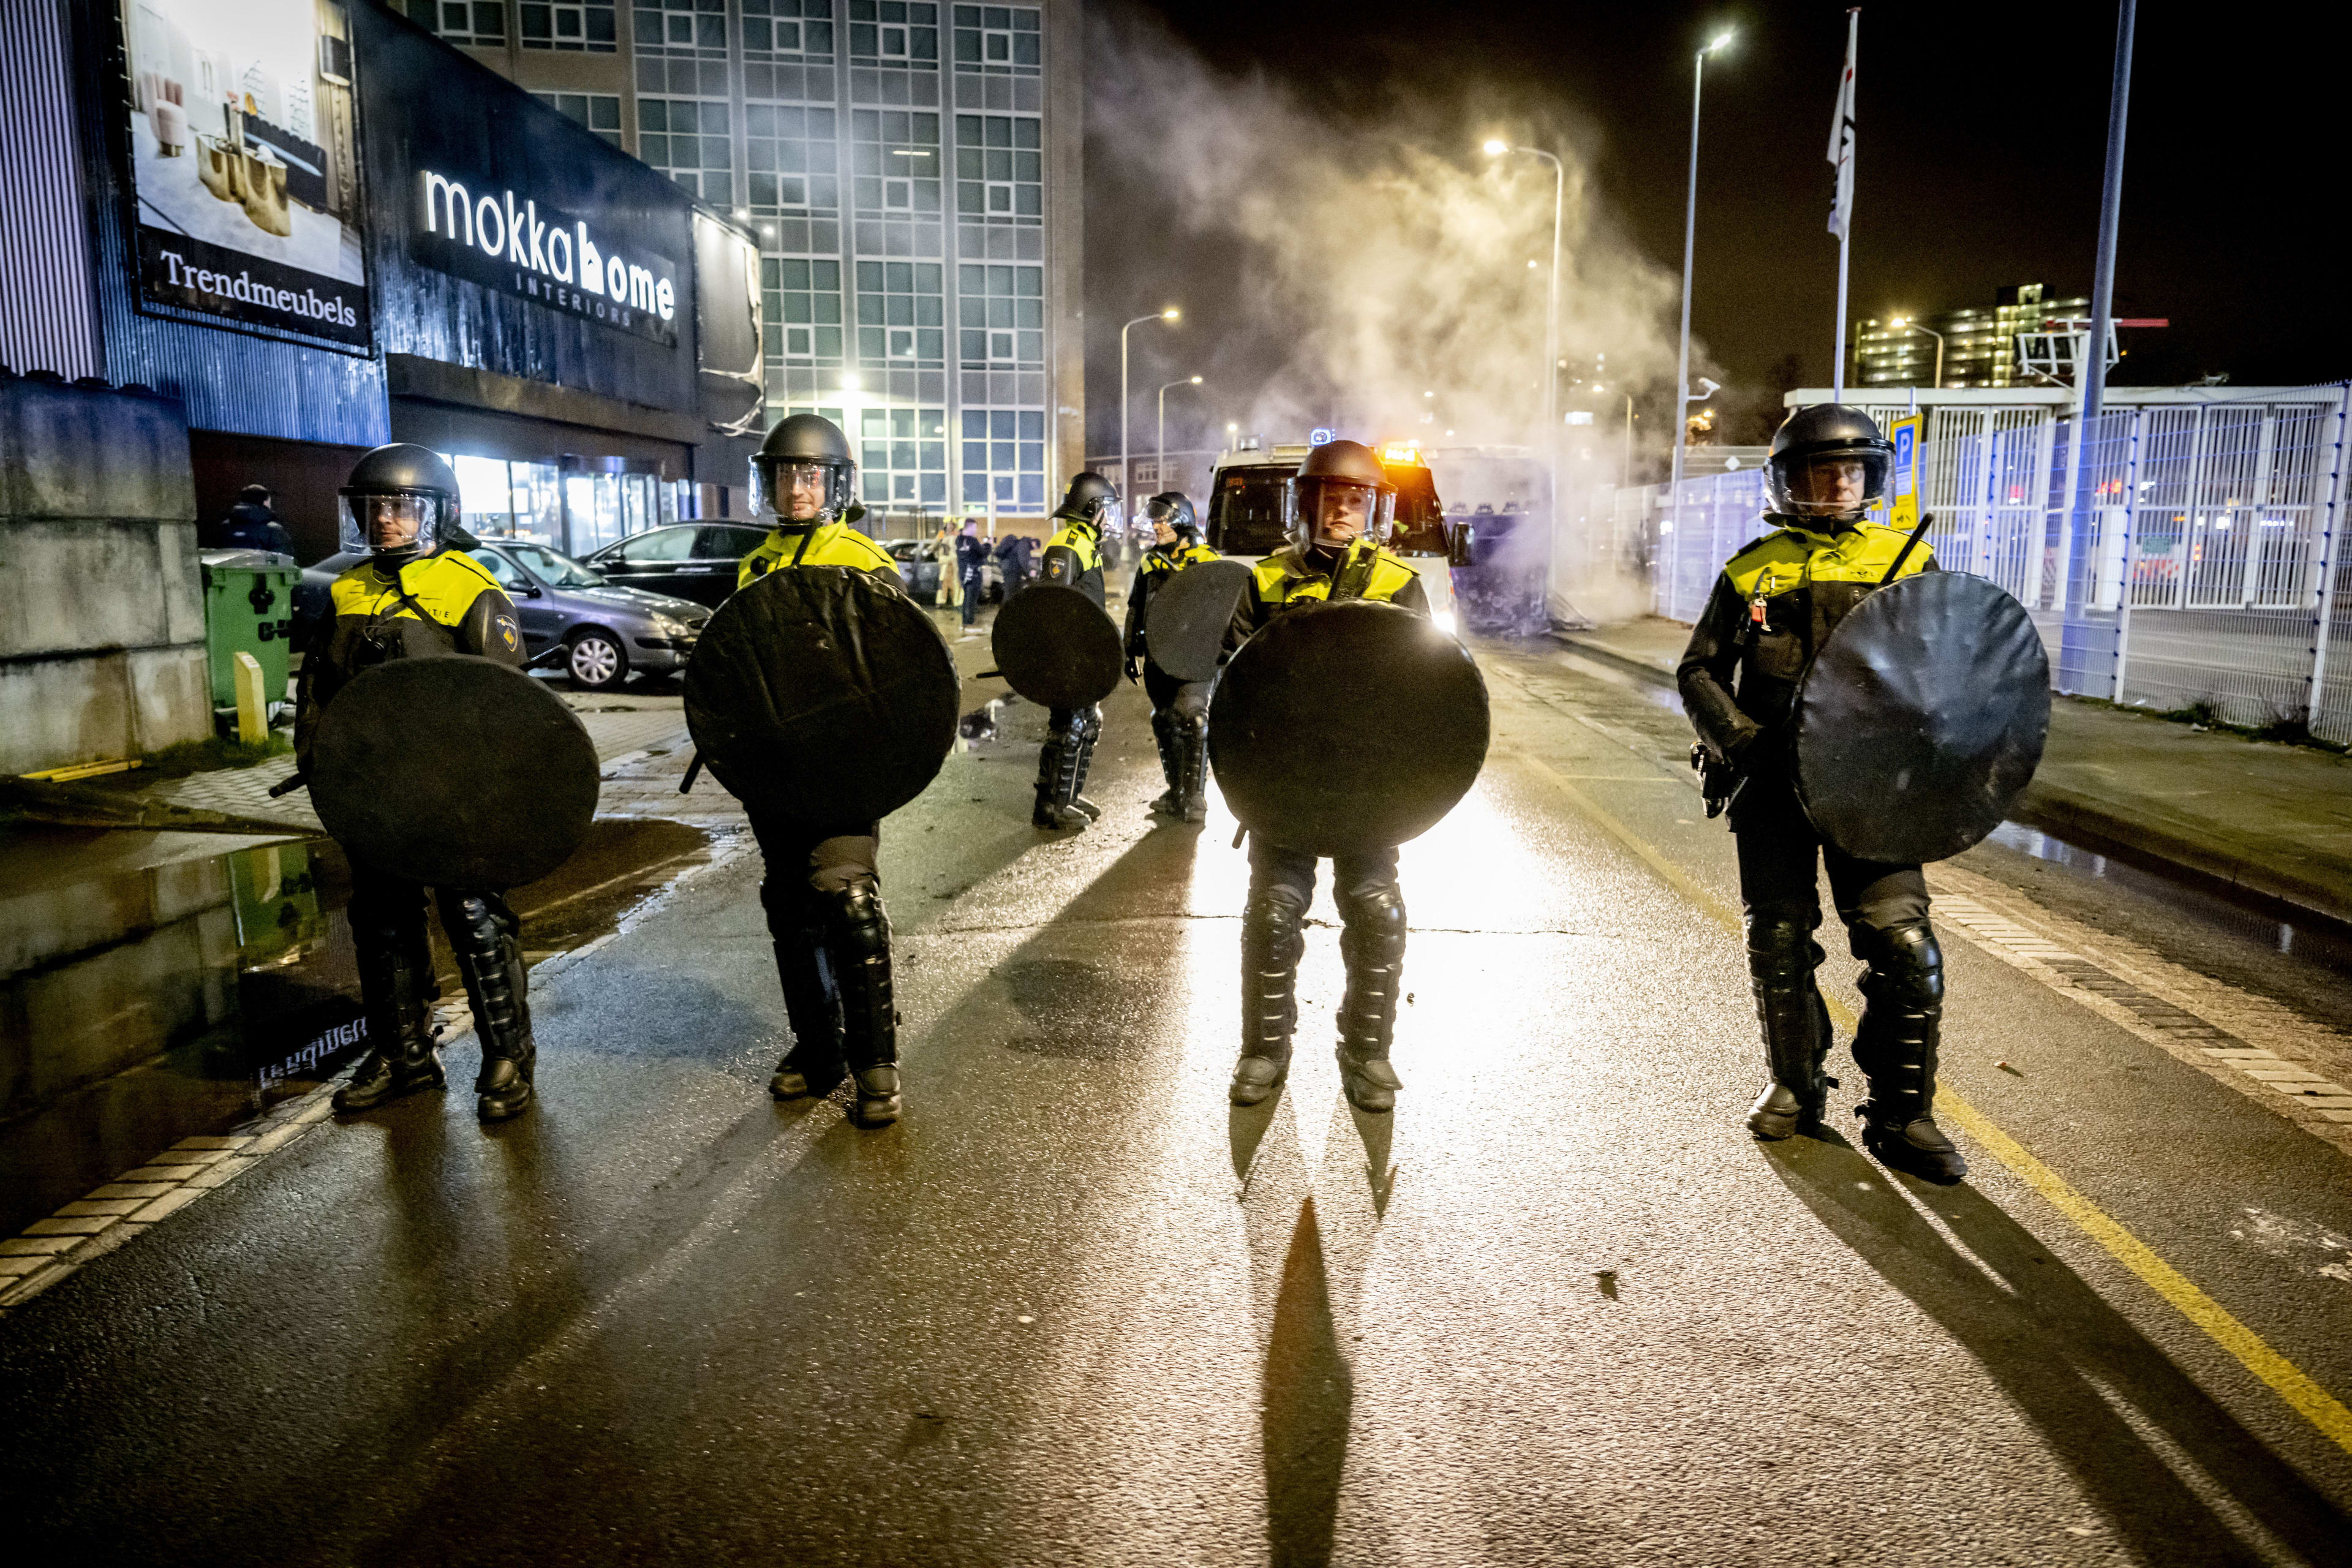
[
  {"x1": 404, "y1": 0, "x2": 1085, "y2": 530},
  {"x1": 1854, "y1": 283, "x2": 2092, "y2": 390}
]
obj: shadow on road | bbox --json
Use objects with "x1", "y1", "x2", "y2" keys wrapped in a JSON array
[
  {"x1": 1262, "y1": 1194, "x2": 1352, "y2": 1568},
  {"x1": 1765, "y1": 1131, "x2": 2352, "y2": 1566}
]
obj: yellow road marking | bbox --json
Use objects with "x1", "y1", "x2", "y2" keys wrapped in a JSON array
[{"x1": 1508, "y1": 748, "x2": 2352, "y2": 1457}]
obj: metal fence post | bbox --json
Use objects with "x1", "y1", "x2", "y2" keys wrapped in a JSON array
[
  {"x1": 2112, "y1": 407, "x2": 2146, "y2": 702},
  {"x1": 2305, "y1": 383, "x2": 2352, "y2": 733}
]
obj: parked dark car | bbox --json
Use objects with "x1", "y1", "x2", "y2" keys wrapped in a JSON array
[
  {"x1": 581, "y1": 522, "x2": 771, "y2": 608},
  {"x1": 298, "y1": 541, "x2": 709, "y2": 692}
]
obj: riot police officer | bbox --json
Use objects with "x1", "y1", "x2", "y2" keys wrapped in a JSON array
[
  {"x1": 1677, "y1": 405, "x2": 1965, "y2": 1185},
  {"x1": 1223, "y1": 441, "x2": 1430, "y2": 1113},
  {"x1": 294, "y1": 445, "x2": 538, "y2": 1121},
  {"x1": 738, "y1": 415, "x2": 910, "y2": 1126},
  {"x1": 1122, "y1": 492, "x2": 1220, "y2": 821},
  {"x1": 1030, "y1": 471, "x2": 1120, "y2": 830}
]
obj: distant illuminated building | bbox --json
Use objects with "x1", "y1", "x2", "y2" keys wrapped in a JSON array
[{"x1": 1853, "y1": 282, "x2": 2091, "y2": 390}]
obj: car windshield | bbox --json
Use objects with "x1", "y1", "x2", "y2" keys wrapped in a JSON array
[
  {"x1": 507, "y1": 543, "x2": 605, "y2": 587},
  {"x1": 1211, "y1": 470, "x2": 1292, "y2": 555}
]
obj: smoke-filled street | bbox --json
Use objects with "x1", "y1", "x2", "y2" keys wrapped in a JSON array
[{"x1": 4, "y1": 632, "x2": 2348, "y2": 1566}]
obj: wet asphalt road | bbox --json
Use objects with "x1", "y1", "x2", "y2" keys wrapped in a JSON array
[{"x1": 2, "y1": 632, "x2": 2350, "y2": 1566}]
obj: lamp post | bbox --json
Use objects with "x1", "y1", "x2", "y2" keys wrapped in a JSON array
[
  {"x1": 1890, "y1": 317, "x2": 1945, "y2": 388},
  {"x1": 1669, "y1": 29, "x2": 1737, "y2": 505},
  {"x1": 1120, "y1": 307, "x2": 1180, "y2": 506},
  {"x1": 1156, "y1": 375, "x2": 1202, "y2": 495}
]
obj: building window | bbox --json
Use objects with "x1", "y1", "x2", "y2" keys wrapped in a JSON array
[
  {"x1": 638, "y1": 97, "x2": 733, "y2": 203},
  {"x1": 951, "y1": 5, "x2": 1039, "y2": 72},
  {"x1": 744, "y1": 0, "x2": 835, "y2": 57},
  {"x1": 746, "y1": 105, "x2": 840, "y2": 216},
  {"x1": 425, "y1": 2, "x2": 506, "y2": 47},
  {"x1": 851, "y1": 109, "x2": 941, "y2": 217},
  {"x1": 859, "y1": 405, "x2": 948, "y2": 507},
  {"x1": 632, "y1": 0, "x2": 727, "y2": 55},
  {"x1": 954, "y1": 113, "x2": 1040, "y2": 224},
  {"x1": 847, "y1": 1, "x2": 938, "y2": 62},
  {"x1": 763, "y1": 258, "x2": 844, "y2": 363},
  {"x1": 533, "y1": 92, "x2": 624, "y2": 148},
  {"x1": 957, "y1": 263, "x2": 1040, "y2": 368},
  {"x1": 521, "y1": 2, "x2": 619, "y2": 51},
  {"x1": 854, "y1": 260, "x2": 944, "y2": 366},
  {"x1": 960, "y1": 407, "x2": 1044, "y2": 509}
]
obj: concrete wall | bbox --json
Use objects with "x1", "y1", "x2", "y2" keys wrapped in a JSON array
[{"x1": 0, "y1": 372, "x2": 210, "y2": 774}]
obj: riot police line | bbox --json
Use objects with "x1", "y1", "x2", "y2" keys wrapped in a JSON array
[{"x1": 285, "y1": 406, "x2": 2042, "y2": 1186}]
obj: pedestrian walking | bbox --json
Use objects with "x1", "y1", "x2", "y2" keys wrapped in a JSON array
[
  {"x1": 207, "y1": 482, "x2": 296, "y2": 556},
  {"x1": 956, "y1": 518, "x2": 991, "y2": 632}
]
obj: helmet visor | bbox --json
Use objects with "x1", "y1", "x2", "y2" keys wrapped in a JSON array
[
  {"x1": 339, "y1": 492, "x2": 440, "y2": 555},
  {"x1": 1777, "y1": 451, "x2": 1890, "y2": 517},
  {"x1": 755, "y1": 457, "x2": 854, "y2": 522},
  {"x1": 1292, "y1": 478, "x2": 1392, "y2": 549}
]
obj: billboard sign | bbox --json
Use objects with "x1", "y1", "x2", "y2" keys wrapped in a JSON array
[
  {"x1": 412, "y1": 167, "x2": 680, "y2": 347},
  {"x1": 118, "y1": 0, "x2": 371, "y2": 350}
]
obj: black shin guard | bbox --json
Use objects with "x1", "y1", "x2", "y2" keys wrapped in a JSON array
[
  {"x1": 761, "y1": 875, "x2": 843, "y2": 1097},
  {"x1": 1232, "y1": 890, "x2": 1306, "y2": 1104},
  {"x1": 827, "y1": 878, "x2": 900, "y2": 1126},
  {"x1": 1744, "y1": 917, "x2": 1833, "y2": 1139},
  {"x1": 1851, "y1": 919, "x2": 1967, "y2": 1183},
  {"x1": 1149, "y1": 707, "x2": 1182, "y2": 810},
  {"x1": 1335, "y1": 883, "x2": 1407, "y2": 1112},
  {"x1": 336, "y1": 908, "x2": 442, "y2": 1114},
  {"x1": 443, "y1": 891, "x2": 537, "y2": 1121},
  {"x1": 1174, "y1": 710, "x2": 1208, "y2": 821}
]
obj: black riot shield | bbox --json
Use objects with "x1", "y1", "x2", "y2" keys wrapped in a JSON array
[
  {"x1": 990, "y1": 582, "x2": 1123, "y2": 708},
  {"x1": 1208, "y1": 600, "x2": 1489, "y2": 858},
  {"x1": 685, "y1": 567, "x2": 959, "y2": 824},
  {"x1": 1794, "y1": 571, "x2": 2051, "y2": 865},
  {"x1": 311, "y1": 656, "x2": 598, "y2": 890},
  {"x1": 1146, "y1": 558, "x2": 1253, "y2": 682}
]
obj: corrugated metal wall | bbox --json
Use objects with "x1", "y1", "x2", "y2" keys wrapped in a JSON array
[{"x1": 0, "y1": 0, "x2": 101, "y2": 379}]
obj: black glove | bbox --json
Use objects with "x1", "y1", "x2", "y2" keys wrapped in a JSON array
[{"x1": 1123, "y1": 657, "x2": 1140, "y2": 684}]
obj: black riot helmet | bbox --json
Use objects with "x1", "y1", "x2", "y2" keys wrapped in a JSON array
[
  {"x1": 339, "y1": 443, "x2": 461, "y2": 561},
  {"x1": 1057, "y1": 470, "x2": 1122, "y2": 530},
  {"x1": 1289, "y1": 439, "x2": 1395, "y2": 552},
  {"x1": 754, "y1": 413, "x2": 857, "y2": 524},
  {"x1": 1143, "y1": 491, "x2": 1196, "y2": 540},
  {"x1": 1766, "y1": 404, "x2": 1893, "y2": 524}
]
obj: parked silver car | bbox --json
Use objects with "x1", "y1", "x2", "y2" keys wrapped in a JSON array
[{"x1": 301, "y1": 541, "x2": 710, "y2": 691}]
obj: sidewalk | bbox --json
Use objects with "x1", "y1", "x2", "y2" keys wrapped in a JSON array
[{"x1": 1555, "y1": 616, "x2": 2352, "y2": 929}]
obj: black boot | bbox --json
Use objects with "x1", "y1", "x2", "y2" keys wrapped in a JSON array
[
  {"x1": 829, "y1": 879, "x2": 900, "y2": 1127},
  {"x1": 1148, "y1": 708, "x2": 1182, "y2": 816},
  {"x1": 1230, "y1": 891, "x2": 1305, "y2": 1105},
  {"x1": 1068, "y1": 706, "x2": 1102, "y2": 820},
  {"x1": 335, "y1": 914, "x2": 443, "y2": 1114},
  {"x1": 1743, "y1": 918, "x2": 1834, "y2": 1139},
  {"x1": 1174, "y1": 709, "x2": 1209, "y2": 823},
  {"x1": 1033, "y1": 709, "x2": 1090, "y2": 830},
  {"x1": 1851, "y1": 920, "x2": 1967, "y2": 1185},
  {"x1": 443, "y1": 891, "x2": 537, "y2": 1121},
  {"x1": 762, "y1": 872, "x2": 845, "y2": 1098},
  {"x1": 1333, "y1": 883, "x2": 1407, "y2": 1113}
]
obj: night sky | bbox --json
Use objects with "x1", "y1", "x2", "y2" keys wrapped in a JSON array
[{"x1": 1085, "y1": 0, "x2": 2339, "y2": 456}]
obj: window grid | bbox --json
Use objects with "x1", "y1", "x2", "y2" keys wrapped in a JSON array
[
  {"x1": 854, "y1": 259, "x2": 944, "y2": 367},
  {"x1": 954, "y1": 113, "x2": 1040, "y2": 224},
  {"x1": 960, "y1": 407, "x2": 1045, "y2": 508},
  {"x1": 632, "y1": 0, "x2": 728, "y2": 56},
  {"x1": 638, "y1": 97, "x2": 733, "y2": 203},
  {"x1": 957, "y1": 263, "x2": 1041, "y2": 368},
  {"x1": 427, "y1": 2, "x2": 506, "y2": 47},
  {"x1": 521, "y1": 2, "x2": 619, "y2": 51},
  {"x1": 951, "y1": 4, "x2": 1039, "y2": 74},
  {"x1": 851, "y1": 108, "x2": 941, "y2": 218},
  {"x1": 847, "y1": 1, "x2": 940, "y2": 62},
  {"x1": 533, "y1": 91, "x2": 625, "y2": 148},
  {"x1": 746, "y1": 105, "x2": 840, "y2": 217},
  {"x1": 859, "y1": 405, "x2": 949, "y2": 507},
  {"x1": 763, "y1": 257, "x2": 845, "y2": 365},
  {"x1": 744, "y1": 0, "x2": 836, "y2": 58}
]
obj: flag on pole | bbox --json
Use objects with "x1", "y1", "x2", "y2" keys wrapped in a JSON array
[{"x1": 1826, "y1": 13, "x2": 1857, "y2": 238}]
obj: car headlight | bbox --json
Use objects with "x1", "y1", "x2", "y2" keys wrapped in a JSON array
[{"x1": 650, "y1": 613, "x2": 687, "y2": 638}]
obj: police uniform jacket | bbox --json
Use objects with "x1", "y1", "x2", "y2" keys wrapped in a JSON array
[
  {"x1": 1036, "y1": 513, "x2": 1105, "y2": 608},
  {"x1": 1224, "y1": 539, "x2": 1430, "y2": 652},
  {"x1": 1123, "y1": 539, "x2": 1221, "y2": 658},
  {"x1": 737, "y1": 514, "x2": 902, "y2": 589},
  {"x1": 1676, "y1": 515, "x2": 1936, "y2": 764},
  {"x1": 294, "y1": 548, "x2": 521, "y2": 768}
]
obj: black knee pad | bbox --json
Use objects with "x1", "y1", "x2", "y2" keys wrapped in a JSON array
[
  {"x1": 827, "y1": 876, "x2": 891, "y2": 961},
  {"x1": 1855, "y1": 919, "x2": 1943, "y2": 1009},
  {"x1": 1746, "y1": 916, "x2": 1824, "y2": 986},
  {"x1": 1336, "y1": 882, "x2": 1406, "y2": 957},
  {"x1": 1243, "y1": 886, "x2": 1308, "y2": 961}
]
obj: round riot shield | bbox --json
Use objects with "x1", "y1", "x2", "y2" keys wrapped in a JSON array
[
  {"x1": 685, "y1": 567, "x2": 959, "y2": 824},
  {"x1": 312, "y1": 657, "x2": 598, "y2": 890},
  {"x1": 1146, "y1": 558, "x2": 1253, "y2": 682},
  {"x1": 1794, "y1": 571, "x2": 2051, "y2": 865},
  {"x1": 1209, "y1": 600, "x2": 1489, "y2": 858},
  {"x1": 990, "y1": 583, "x2": 1122, "y2": 709}
]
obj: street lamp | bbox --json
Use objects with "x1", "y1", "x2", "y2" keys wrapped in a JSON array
[
  {"x1": 1670, "y1": 28, "x2": 1737, "y2": 503},
  {"x1": 1889, "y1": 316, "x2": 1945, "y2": 389},
  {"x1": 1156, "y1": 375, "x2": 1203, "y2": 494},
  {"x1": 1120, "y1": 307, "x2": 1180, "y2": 507},
  {"x1": 1480, "y1": 140, "x2": 1564, "y2": 446}
]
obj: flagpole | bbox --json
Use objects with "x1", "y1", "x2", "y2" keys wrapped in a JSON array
[{"x1": 1831, "y1": 9, "x2": 1858, "y2": 401}]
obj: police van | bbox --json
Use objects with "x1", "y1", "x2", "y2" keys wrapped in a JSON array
[{"x1": 1204, "y1": 440, "x2": 1458, "y2": 630}]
